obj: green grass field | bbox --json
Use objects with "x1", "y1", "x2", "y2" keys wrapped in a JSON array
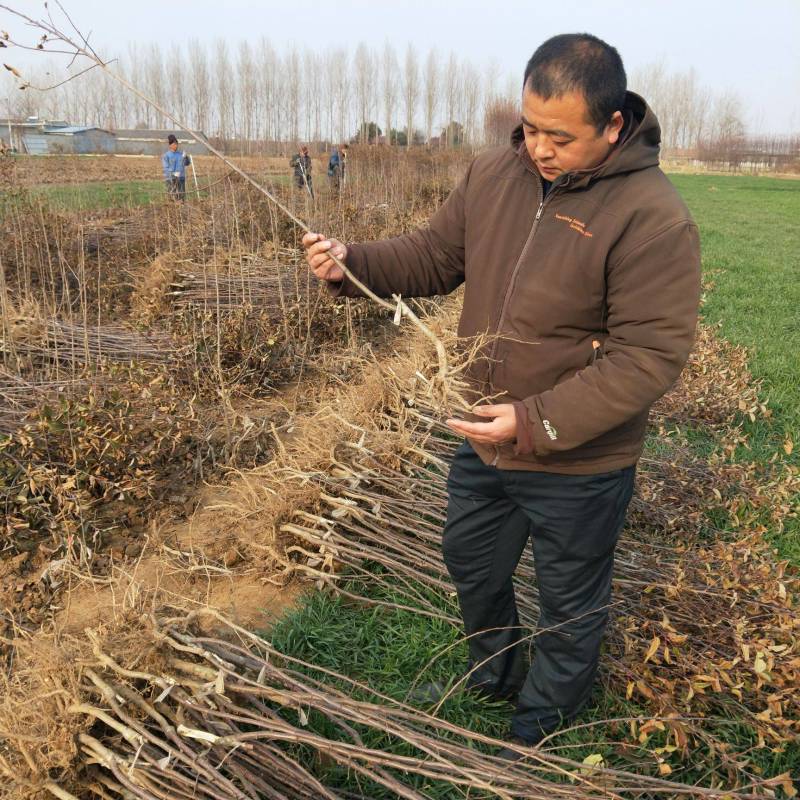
[
  {"x1": 28, "y1": 173, "x2": 293, "y2": 211},
  {"x1": 669, "y1": 174, "x2": 800, "y2": 560},
  {"x1": 32, "y1": 179, "x2": 167, "y2": 210},
  {"x1": 269, "y1": 579, "x2": 797, "y2": 797}
]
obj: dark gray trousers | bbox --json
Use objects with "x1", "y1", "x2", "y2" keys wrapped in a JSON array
[
  {"x1": 442, "y1": 441, "x2": 635, "y2": 740},
  {"x1": 165, "y1": 176, "x2": 186, "y2": 201}
]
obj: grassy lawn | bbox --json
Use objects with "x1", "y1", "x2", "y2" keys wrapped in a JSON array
[
  {"x1": 669, "y1": 174, "x2": 800, "y2": 560},
  {"x1": 32, "y1": 179, "x2": 167, "y2": 210},
  {"x1": 28, "y1": 173, "x2": 294, "y2": 211}
]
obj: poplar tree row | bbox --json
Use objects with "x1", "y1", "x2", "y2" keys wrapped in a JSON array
[{"x1": 3, "y1": 40, "x2": 764, "y2": 152}]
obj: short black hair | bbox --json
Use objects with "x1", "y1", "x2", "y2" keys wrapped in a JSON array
[
  {"x1": 167, "y1": 134, "x2": 178, "y2": 144},
  {"x1": 523, "y1": 34, "x2": 626, "y2": 131}
]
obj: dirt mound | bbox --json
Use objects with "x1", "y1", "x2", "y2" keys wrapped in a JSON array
[{"x1": 57, "y1": 480, "x2": 302, "y2": 639}]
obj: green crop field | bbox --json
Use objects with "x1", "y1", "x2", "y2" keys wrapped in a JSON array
[
  {"x1": 670, "y1": 174, "x2": 800, "y2": 560},
  {"x1": 27, "y1": 174, "x2": 293, "y2": 211},
  {"x1": 31, "y1": 179, "x2": 167, "y2": 209}
]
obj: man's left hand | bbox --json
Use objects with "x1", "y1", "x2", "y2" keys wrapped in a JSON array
[{"x1": 446, "y1": 404, "x2": 517, "y2": 444}]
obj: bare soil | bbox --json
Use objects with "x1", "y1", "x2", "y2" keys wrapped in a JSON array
[{"x1": 56, "y1": 480, "x2": 304, "y2": 638}]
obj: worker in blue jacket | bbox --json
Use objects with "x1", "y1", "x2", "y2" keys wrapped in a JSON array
[
  {"x1": 162, "y1": 134, "x2": 190, "y2": 200},
  {"x1": 327, "y1": 144, "x2": 349, "y2": 193}
]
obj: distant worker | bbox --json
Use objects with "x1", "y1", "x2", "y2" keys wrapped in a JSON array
[
  {"x1": 290, "y1": 144, "x2": 314, "y2": 198},
  {"x1": 162, "y1": 134, "x2": 190, "y2": 201},
  {"x1": 327, "y1": 146, "x2": 341, "y2": 192},
  {"x1": 327, "y1": 144, "x2": 349, "y2": 193}
]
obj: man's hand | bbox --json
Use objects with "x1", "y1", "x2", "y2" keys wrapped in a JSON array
[
  {"x1": 446, "y1": 404, "x2": 517, "y2": 444},
  {"x1": 302, "y1": 232, "x2": 348, "y2": 282}
]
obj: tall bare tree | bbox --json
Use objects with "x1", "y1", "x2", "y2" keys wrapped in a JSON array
[
  {"x1": 382, "y1": 41, "x2": 398, "y2": 144},
  {"x1": 238, "y1": 40, "x2": 257, "y2": 151},
  {"x1": 144, "y1": 43, "x2": 166, "y2": 128},
  {"x1": 215, "y1": 39, "x2": 236, "y2": 141},
  {"x1": 354, "y1": 43, "x2": 372, "y2": 142},
  {"x1": 187, "y1": 39, "x2": 210, "y2": 134},
  {"x1": 125, "y1": 43, "x2": 149, "y2": 126},
  {"x1": 484, "y1": 96, "x2": 518, "y2": 146},
  {"x1": 632, "y1": 61, "x2": 714, "y2": 150},
  {"x1": 305, "y1": 51, "x2": 323, "y2": 143},
  {"x1": 329, "y1": 48, "x2": 350, "y2": 143},
  {"x1": 167, "y1": 44, "x2": 187, "y2": 132},
  {"x1": 423, "y1": 49, "x2": 439, "y2": 145},
  {"x1": 257, "y1": 37, "x2": 278, "y2": 142},
  {"x1": 402, "y1": 44, "x2": 420, "y2": 146},
  {"x1": 284, "y1": 45, "x2": 301, "y2": 143},
  {"x1": 442, "y1": 52, "x2": 460, "y2": 146},
  {"x1": 462, "y1": 62, "x2": 481, "y2": 146},
  {"x1": 710, "y1": 91, "x2": 746, "y2": 144}
]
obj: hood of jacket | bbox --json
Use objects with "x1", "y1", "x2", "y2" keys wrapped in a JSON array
[{"x1": 510, "y1": 91, "x2": 661, "y2": 188}]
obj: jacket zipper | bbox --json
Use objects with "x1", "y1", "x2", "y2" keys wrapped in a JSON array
[{"x1": 488, "y1": 177, "x2": 557, "y2": 466}]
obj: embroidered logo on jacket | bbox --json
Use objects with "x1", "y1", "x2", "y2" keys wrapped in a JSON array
[
  {"x1": 554, "y1": 212, "x2": 593, "y2": 238},
  {"x1": 543, "y1": 419, "x2": 558, "y2": 441}
]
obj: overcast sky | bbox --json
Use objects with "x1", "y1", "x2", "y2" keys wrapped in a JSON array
[{"x1": 3, "y1": 0, "x2": 799, "y2": 133}]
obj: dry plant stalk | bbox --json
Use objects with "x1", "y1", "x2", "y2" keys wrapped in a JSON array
[
  {"x1": 4, "y1": 313, "x2": 180, "y2": 369},
  {"x1": 0, "y1": 1, "x2": 466, "y2": 413},
  {"x1": 61, "y1": 611, "x2": 786, "y2": 800}
]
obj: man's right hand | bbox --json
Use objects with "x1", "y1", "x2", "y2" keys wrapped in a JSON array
[{"x1": 302, "y1": 232, "x2": 348, "y2": 282}]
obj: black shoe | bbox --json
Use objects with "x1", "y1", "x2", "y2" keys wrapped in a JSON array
[
  {"x1": 496, "y1": 730, "x2": 549, "y2": 761},
  {"x1": 408, "y1": 677, "x2": 519, "y2": 705}
]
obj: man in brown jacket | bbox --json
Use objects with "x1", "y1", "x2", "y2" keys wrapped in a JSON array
[{"x1": 303, "y1": 34, "x2": 701, "y2": 754}]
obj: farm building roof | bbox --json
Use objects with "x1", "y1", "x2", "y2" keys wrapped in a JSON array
[
  {"x1": 1, "y1": 118, "x2": 68, "y2": 128},
  {"x1": 3, "y1": 119, "x2": 209, "y2": 155},
  {"x1": 44, "y1": 125, "x2": 113, "y2": 135},
  {"x1": 115, "y1": 129, "x2": 208, "y2": 141}
]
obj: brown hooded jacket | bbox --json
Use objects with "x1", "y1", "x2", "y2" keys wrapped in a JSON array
[{"x1": 333, "y1": 92, "x2": 701, "y2": 474}]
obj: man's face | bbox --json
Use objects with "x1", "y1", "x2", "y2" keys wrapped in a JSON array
[
  {"x1": 169, "y1": 142, "x2": 178, "y2": 152},
  {"x1": 521, "y1": 88, "x2": 623, "y2": 180}
]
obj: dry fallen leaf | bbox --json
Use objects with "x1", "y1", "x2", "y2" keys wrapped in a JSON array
[
  {"x1": 644, "y1": 635, "x2": 661, "y2": 663},
  {"x1": 580, "y1": 753, "x2": 606, "y2": 775}
]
